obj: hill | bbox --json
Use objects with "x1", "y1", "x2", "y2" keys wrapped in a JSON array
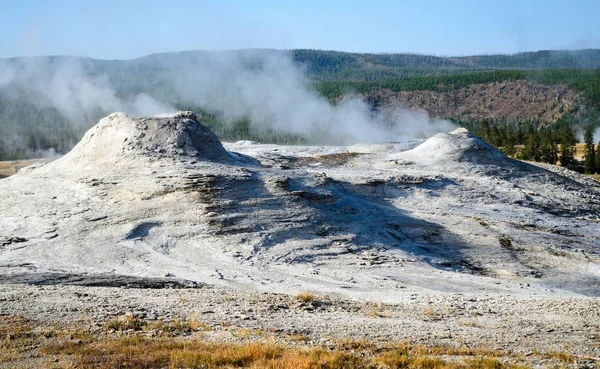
[
  {"x1": 1, "y1": 113, "x2": 599, "y2": 297},
  {"x1": 2, "y1": 112, "x2": 600, "y2": 367},
  {"x1": 1, "y1": 49, "x2": 600, "y2": 160},
  {"x1": 293, "y1": 48, "x2": 600, "y2": 81}
]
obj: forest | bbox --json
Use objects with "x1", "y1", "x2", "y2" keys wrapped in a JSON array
[
  {"x1": 457, "y1": 116, "x2": 600, "y2": 174},
  {"x1": 1, "y1": 49, "x2": 600, "y2": 168},
  {"x1": 315, "y1": 69, "x2": 600, "y2": 108}
]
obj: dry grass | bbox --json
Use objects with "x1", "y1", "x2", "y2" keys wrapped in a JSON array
[
  {"x1": 543, "y1": 351, "x2": 575, "y2": 364},
  {"x1": 515, "y1": 143, "x2": 586, "y2": 160},
  {"x1": 365, "y1": 308, "x2": 391, "y2": 318},
  {"x1": 231, "y1": 327, "x2": 265, "y2": 339},
  {"x1": 297, "y1": 291, "x2": 319, "y2": 303},
  {"x1": 425, "y1": 307, "x2": 440, "y2": 321},
  {"x1": 365, "y1": 304, "x2": 391, "y2": 318},
  {"x1": 106, "y1": 312, "x2": 211, "y2": 335},
  {"x1": 40, "y1": 339, "x2": 528, "y2": 369},
  {"x1": 2, "y1": 315, "x2": 593, "y2": 369},
  {"x1": 574, "y1": 143, "x2": 586, "y2": 160},
  {"x1": 284, "y1": 333, "x2": 311, "y2": 343},
  {"x1": 0, "y1": 159, "x2": 46, "y2": 177}
]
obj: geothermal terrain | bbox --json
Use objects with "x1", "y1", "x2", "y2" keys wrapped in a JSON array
[{"x1": 1, "y1": 112, "x2": 599, "y2": 365}]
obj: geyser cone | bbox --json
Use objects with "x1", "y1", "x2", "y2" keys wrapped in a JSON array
[
  {"x1": 56, "y1": 111, "x2": 234, "y2": 167},
  {"x1": 399, "y1": 127, "x2": 511, "y2": 166},
  {"x1": 1, "y1": 117, "x2": 599, "y2": 300}
]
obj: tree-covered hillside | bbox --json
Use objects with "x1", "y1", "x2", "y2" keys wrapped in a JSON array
[
  {"x1": 293, "y1": 49, "x2": 600, "y2": 81},
  {"x1": 315, "y1": 70, "x2": 600, "y2": 108},
  {"x1": 1, "y1": 49, "x2": 600, "y2": 161}
]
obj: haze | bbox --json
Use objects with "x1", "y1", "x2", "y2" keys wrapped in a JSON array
[{"x1": 2, "y1": 0, "x2": 599, "y2": 59}]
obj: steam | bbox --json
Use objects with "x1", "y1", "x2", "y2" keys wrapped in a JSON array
[
  {"x1": 0, "y1": 57, "x2": 174, "y2": 125},
  {"x1": 577, "y1": 126, "x2": 600, "y2": 144},
  {"x1": 0, "y1": 50, "x2": 457, "y2": 159},
  {"x1": 35, "y1": 148, "x2": 62, "y2": 159},
  {"x1": 170, "y1": 50, "x2": 454, "y2": 143}
]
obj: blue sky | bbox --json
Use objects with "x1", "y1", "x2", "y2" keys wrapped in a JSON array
[{"x1": 1, "y1": 0, "x2": 599, "y2": 59}]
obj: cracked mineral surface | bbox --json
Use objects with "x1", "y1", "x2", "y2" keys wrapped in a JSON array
[{"x1": 1, "y1": 112, "x2": 599, "y2": 300}]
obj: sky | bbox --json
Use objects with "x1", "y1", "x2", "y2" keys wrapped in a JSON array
[{"x1": 1, "y1": 0, "x2": 599, "y2": 59}]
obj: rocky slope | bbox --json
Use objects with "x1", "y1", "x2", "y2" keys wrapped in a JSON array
[
  {"x1": 0, "y1": 112, "x2": 599, "y2": 301},
  {"x1": 366, "y1": 80, "x2": 580, "y2": 122}
]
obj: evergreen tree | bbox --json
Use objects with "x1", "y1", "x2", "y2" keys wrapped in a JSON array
[
  {"x1": 583, "y1": 127, "x2": 596, "y2": 174},
  {"x1": 519, "y1": 130, "x2": 540, "y2": 161},
  {"x1": 559, "y1": 124, "x2": 577, "y2": 169},
  {"x1": 502, "y1": 138, "x2": 517, "y2": 157},
  {"x1": 477, "y1": 119, "x2": 491, "y2": 142},
  {"x1": 539, "y1": 129, "x2": 557, "y2": 164}
]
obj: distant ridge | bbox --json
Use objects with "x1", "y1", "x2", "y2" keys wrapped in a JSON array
[
  {"x1": 1, "y1": 48, "x2": 599, "y2": 161},
  {"x1": 3, "y1": 49, "x2": 600, "y2": 74}
]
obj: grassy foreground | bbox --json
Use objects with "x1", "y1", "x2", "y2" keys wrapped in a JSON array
[{"x1": 1, "y1": 315, "x2": 584, "y2": 369}]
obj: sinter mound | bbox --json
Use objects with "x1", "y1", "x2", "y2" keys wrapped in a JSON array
[
  {"x1": 397, "y1": 127, "x2": 511, "y2": 166},
  {"x1": 0, "y1": 112, "x2": 599, "y2": 301},
  {"x1": 57, "y1": 111, "x2": 234, "y2": 167}
]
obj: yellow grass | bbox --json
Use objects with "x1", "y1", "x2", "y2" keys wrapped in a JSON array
[
  {"x1": 4, "y1": 314, "x2": 593, "y2": 369},
  {"x1": 296, "y1": 291, "x2": 319, "y2": 303},
  {"x1": 40, "y1": 337, "x2": 530, "y2": 369},
  {"x1": 543, "y1": 351, "x2": 576, "y2": 364},
  {"x1": 365, "y1": 307, "x2": 391, "y2": 318},
  {"x1": 0, "y1": 159, "x2": 51, "y2": 178},
  {"x1": 574, "y1": 143, "x2": 587, "y2": 160}
]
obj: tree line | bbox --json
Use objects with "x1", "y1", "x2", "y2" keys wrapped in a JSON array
[
  {"x1": 292, "y1": 49, "x2": 600, "y2": 81},
  {"x1": 2, "y1": 50, "x2": 600, "y2": 163},
  {"x1": 0, "y1": 99, "x2": 81, "y2": 161},
  {"x1": 315, "y1": 69, "x2": 600, "y2": 109},
  {"x1": 583, "y1": 127, "x2": 600, "y2": 174},
  {"x1": 456, "y1": 116, "x2": 600, "y2": 173}
]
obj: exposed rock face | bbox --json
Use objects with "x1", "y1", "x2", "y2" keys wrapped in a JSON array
[
  {"x1": 0, "y1": 113, "x2": 599, "y2": 301},
  {"x1": 365, "y1": 80, "x2": 580, "y2": 123}
]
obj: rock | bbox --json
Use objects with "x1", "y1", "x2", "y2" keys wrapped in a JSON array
[{"x1": 0, "y1": 112, "x2": 598, "y2": 301}]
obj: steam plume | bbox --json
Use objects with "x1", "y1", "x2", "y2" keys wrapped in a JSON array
[
  {"x1": 169, "y1": 50, "x2": 455, "y2": 143},
  {"x1": 0, "y1": 50, "x2": 457, "y2": 159}
]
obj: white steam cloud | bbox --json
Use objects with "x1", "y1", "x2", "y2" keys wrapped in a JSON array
[
  {"x1": 0, "y1": 57, "x2": 174, "y2": 126},
  {"x1": 0, "y1": 50, "x2": 457, "y2": 154},
  {"x1": 170, "y1": 50, "x2": 455, "y2": 143}
]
